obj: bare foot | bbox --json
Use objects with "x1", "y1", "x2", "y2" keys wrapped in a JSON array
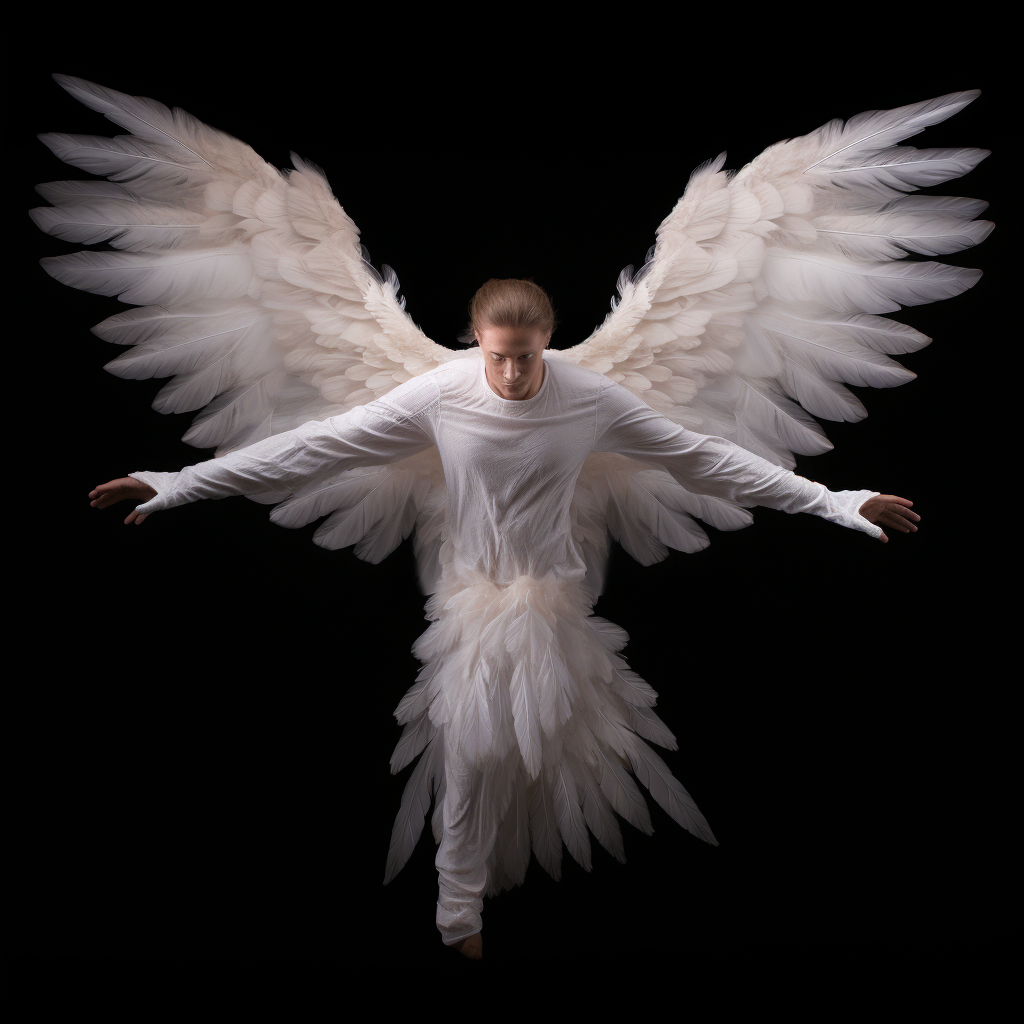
[{"x1": 453, "y1": 932, "x2": 483, "y2": 959}]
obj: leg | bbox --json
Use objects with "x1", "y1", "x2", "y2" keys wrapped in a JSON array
[{"x1": 435, "y1": 736, "x2": 506, "y2": 956}]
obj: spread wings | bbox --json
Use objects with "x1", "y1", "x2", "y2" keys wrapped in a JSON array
[{"x1": 33, "y1": 80, "x2": 991, "y2": 595}]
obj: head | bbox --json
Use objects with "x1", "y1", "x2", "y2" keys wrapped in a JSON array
[{"x1": 467, "y1": 278, "x2": 556, "y2": 399}]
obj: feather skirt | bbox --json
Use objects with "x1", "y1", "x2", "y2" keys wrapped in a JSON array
[{"x1": 383, "y1": 548, "x2": 718, "y2": 895}]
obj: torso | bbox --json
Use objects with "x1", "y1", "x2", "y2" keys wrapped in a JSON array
[{"x1": 430, "y1": 350, "x2": 605, "y2": 586}]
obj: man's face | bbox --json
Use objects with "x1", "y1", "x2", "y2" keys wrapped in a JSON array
[{"x1": 475, "y1": 325, "x2": 550, "y2": 400}]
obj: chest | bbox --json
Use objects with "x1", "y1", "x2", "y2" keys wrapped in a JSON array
[{"x1": 436, "y1": 406, "x2": 594, "y2": 490}]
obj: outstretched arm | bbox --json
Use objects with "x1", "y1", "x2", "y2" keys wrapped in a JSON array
[
  {"x1": 593, "y1": 381, "x2": 919, "y2": 543},
  {"x1": 89, "y1": 374, "x2": 441, "y2": 525}
]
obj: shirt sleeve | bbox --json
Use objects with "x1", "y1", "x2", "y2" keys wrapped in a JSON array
[
  {"x1": 592, "y1": 380, "x2": 882, "y2": 539},
  {"x1": 129, "y1": 372, "x2": 441, "y2": 515}
]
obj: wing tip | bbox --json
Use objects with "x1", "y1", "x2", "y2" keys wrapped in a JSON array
[
  {"x1": 51, "y1": 73, "x2": 93, "y2": 98},
  {"x1": 926, "y1": 87, "x2": 982, "y2": 113},
  {"x1": 101, "y1": 356, "x2": 135, "y2": 379}
]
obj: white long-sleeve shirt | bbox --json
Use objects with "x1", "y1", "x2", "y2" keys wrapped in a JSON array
[{"x1": 131, "y1": 349, "x2": 881, "y2": 585}]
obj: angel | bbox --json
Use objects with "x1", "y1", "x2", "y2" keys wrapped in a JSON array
[{"x1": 31, "y1": 76, "x2": 990, "y2": 959}]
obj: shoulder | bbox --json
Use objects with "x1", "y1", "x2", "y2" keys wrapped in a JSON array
[
  {"x1": 436, "y1": 349, "x2": 482, "y2": 373},
  {"x1": 372, "y1": 365, "x2": 446, "y2": 416},
  {"x1": 385, "y1": 351, "x2": 477, "y2": 397},
  {"x1": 429, "y1": 349, "x2": 481, "y2": 388},
  {"x1": 543, "y1": 351, "x2": 613, "y2": 396}
]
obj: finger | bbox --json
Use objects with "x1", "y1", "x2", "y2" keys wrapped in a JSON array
[
  {"x1": 878, "y1": 530, "x2": 888, "y2": 543},
  {"x1": 135, "y1": 512, "x2": 148, "y2": 525},
  {"x1": 124, "y1": 510, "x2": 137, "y2": 525},
  {"x1": 892, "y1": 506, "x2": 921, "y2": 523},
  {"x1": 885, "y1": 506, "x2": 920, "y2": 529},
  {"x1": 880, "y1": 513, "x2": 912, "y2": 533},
  {"x1": 886, "y1": 496, "x2": 914, "y2": 508},
  {"x1": 880, "y1": 509, "x2": 913, "y2": 528}
]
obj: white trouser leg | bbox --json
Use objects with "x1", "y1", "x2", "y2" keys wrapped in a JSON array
[{"x1": 434, "y1": 738, "x2": 503, "y2": 945}]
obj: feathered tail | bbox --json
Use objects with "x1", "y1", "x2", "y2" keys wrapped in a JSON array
[{"x1": 383, "y1": 560, "x2": 716, "y2": 891}]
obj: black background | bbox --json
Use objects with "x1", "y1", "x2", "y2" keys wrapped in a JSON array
[{"x1": 11, "y1": 14, "x2": 1013, "y2": 1018}]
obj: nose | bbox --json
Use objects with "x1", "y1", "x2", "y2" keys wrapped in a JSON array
[{"x1": 503, "y1": 363, "x2": 520, "y2": 381}]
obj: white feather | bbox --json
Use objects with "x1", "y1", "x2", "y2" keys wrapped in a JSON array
[
  {"x1": 624, "y1": 736, "x2": 718, "y2": 846},
  {"x1": 383, "y1": 730, "x2": 443, "y2": 884},
  {"x1": 596, "y1": 749, "x2": 653, "y2": 835},
  {"x1": 30, "y1": 199, "x2": 213, "y2": 251},
  {"x1": 569, "y1": 751, "x2": 626, "y2": 864},
  {"x1": 552, "y1": 760, "x2": 592, "y2": 870},
  {"x1": 527, "y1": 773, "x2": 563, "y2": 880},
  {"x1": 761, "y1": 249, "x2": 982, "y2": 314},
  {"x1": 41, "y1": 246, "x2": 253, "y2": 305}
]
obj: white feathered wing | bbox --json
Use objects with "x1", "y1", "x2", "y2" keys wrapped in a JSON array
[
  {"x1": 32, "y1": 74, "x2": 454, "y2": 589},
  {"x1": 552, "y1": 90, "x2": 991, "y2": 590}
]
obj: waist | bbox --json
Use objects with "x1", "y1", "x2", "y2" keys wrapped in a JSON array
[{"x1": 436, "y1": 536, "x2": 588, "y2": 592}]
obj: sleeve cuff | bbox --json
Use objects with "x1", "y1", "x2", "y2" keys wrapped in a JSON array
[
  {"x1": 128, "y1": 471, "x2": 181, "y2": 514},
  {"x1": 815, "y1": 488, "x2": 883, "y2": 539}
]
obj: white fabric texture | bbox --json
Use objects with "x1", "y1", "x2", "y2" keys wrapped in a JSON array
[
  {"x1": 434, "y1": 731, "x2": 512, "y2": 944},
  {"x1": 130, "y1": 350, "x2": 882, "y2": 942}
]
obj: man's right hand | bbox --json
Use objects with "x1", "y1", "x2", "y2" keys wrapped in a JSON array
[{"x1": 89, "y1": 477, "x2": 158, "y2": 525}]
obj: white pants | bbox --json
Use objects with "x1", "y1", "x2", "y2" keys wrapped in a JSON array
[{"x1": 434, "y1": 737, "x2": 508, "y2": 945}]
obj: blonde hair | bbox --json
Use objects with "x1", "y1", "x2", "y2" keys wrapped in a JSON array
[{"x1": 463, "y1": 278, "x2": 557, "y2": 344}]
